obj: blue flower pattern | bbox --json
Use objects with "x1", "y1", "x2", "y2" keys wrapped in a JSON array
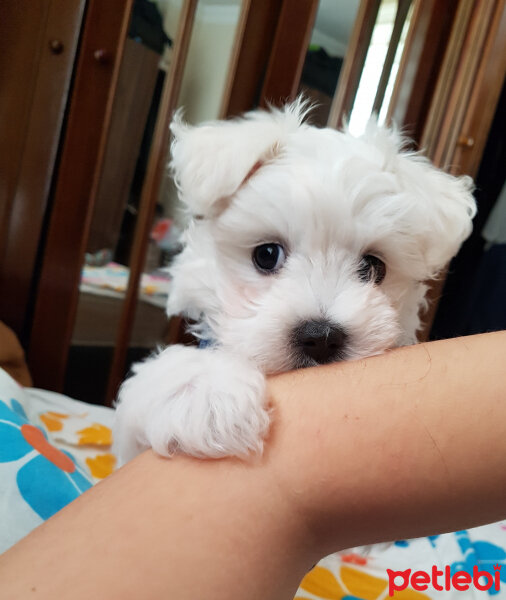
[
  {"x1": 451, "y1": 530, "x2": 506, "y2": 596},
  {"x1": 393, "y1": 531, "x2": 506, "y2": 596},
  {"x1": 0, "y1": 397, "x2": 92, "y2": 520}
]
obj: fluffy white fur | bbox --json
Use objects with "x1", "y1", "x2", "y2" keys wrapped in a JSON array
[{"x1": 113, "y1": 100, "x2": 476, "y2": 464}]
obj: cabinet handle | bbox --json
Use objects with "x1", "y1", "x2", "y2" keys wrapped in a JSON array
[
  {"x1": 93, "y1": 49, "x2": 110, "y2": 64},
  {"x1": 49, "y1": 39, "x2": 64, "y2": 54},
  {"x1": 457, "y1": 135, "x2": 475, "y2": 148}
]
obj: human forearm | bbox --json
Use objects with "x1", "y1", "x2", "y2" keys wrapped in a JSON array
[
  {"x1": 1, "y1": 332, "x2": 505, "y2": 600},
  {"x1": 0, "y1": 445, "x2": 312, "y2": 599},
  {"x1": 267, "y1": 330, "x2": 506, "y2": 554}
]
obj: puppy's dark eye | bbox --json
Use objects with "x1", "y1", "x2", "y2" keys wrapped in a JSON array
[
  {"x1": 358, "y1": 254, "x2": 386, "y2": 285},
  {"x1": 253, "y1": 243, "x2": 286, "y2": 273}
]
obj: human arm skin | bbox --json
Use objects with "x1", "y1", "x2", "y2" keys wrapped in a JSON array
[{"x1": 1, "y1": 331, "x2": 505, "y2": 600}]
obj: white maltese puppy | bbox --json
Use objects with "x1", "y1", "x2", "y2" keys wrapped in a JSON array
[{"x1": 113, "y1": 100, "x2": 476, "y2": 465}]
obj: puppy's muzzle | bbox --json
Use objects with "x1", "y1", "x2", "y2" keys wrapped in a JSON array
[{"x1": 292, "y1": 320, "x2": 347, "y2": 366}]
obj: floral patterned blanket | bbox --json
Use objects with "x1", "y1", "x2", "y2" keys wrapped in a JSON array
[
  {"x1": 0, "y1": 367, "x2": 115, "y2": 552},
  {"x1": 296, "y1": 529, "x2": 506, "y2": 599}
]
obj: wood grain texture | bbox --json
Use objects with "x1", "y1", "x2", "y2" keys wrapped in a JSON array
[
  {"x1": 419, "y1": 0, "x2": 506, "y2": 340},
  {"x1": 260, "y1": 0, "x2": 319, "y2": 107},
  {"x1": 0, "y1": 0, "x2": 85, "y2": 339},
  {"x1": 220, "y1": 0, "x2": 284, "y2": 117},
  {"x1": 105, "y1": 0, "x2": 199, "y2": 404},
  {"x1": 386, "y1": 0, "x2": 459, "y2": 141},
  {"x1": 28, "y1": 0, "x2": 134, "y2": 390},
  {"x1": 87, "y1": 39, "x2": 160, "y2": 253},
  {"x1": 429, "y1": 0, "x2": 498, "y2": 170},
  {"x1": 450, "y1": 0, "x2": 506, "y2": 177}
]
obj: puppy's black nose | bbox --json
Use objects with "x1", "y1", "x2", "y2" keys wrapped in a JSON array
[{"x1": 293, "y1": 320, "x2": 347, "y2": 365}]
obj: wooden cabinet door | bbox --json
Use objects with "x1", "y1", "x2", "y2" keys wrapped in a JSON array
[{"x1": 0, "y1": 0, "x2": 85, "y2": 341}]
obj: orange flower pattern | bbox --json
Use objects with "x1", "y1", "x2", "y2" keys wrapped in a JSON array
[{"x1": 296, "y1": 565, "x2": 430, "y2": 600}]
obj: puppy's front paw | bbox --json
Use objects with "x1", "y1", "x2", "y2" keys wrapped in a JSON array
[{"x1": 113, "y1": 346, "x2": 269, "y2": 462}]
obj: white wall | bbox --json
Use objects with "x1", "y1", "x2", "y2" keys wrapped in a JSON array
[
  {"x1": 179, "y1": 3, "x2": 241, "y2": 123},
  {"x1": 156, "y1": 0, "x2": 241, "y2": 123},
  {"x1": 154, "y1": 0, "x2": 242, "y2": 220},
  {"x1": 311, "y1": 0, "x2": 361, "y2": 57}
]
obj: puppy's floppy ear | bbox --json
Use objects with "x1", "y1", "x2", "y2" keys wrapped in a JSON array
[
  {"x1": 402, "y1": 158, "x2": 476, "y2": 277},
  {"x1": 363, "y1": 123, "x2": 477, "y2": 278},
  {"x1": 169, "y1": 100, "x2": 309, "y2": 218}
]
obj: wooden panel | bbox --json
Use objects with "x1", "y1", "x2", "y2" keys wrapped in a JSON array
[
  {"x1": 0, "y1": 0, "x2": 85, "y2": 339},
  {"x1": 418, "y1": 0, "x2": 506, "y2": 340},
  {"x1": 87, "y1": 39, "x2": 160, "y2": 253},
  {"x1": 386, "y1": 0, "x2": 459, "y2": 141},
  {"x1": 0, "y1": 1, "x2": 47, "y2": 259},
  {"x1": 220, "y1": 0, "x2": 284, "y2": 117},
  {"x1": 259, "y1": 0, "x2": 319, "y2": 106},
  {"x1": 450, "y1": 0, "x2": 506, "y2": 177},
  {"x1": 420, "y1": 0, "x2": 475, "y2": 158},
  {"x1": 328, "y1": 0, "x2": 381, "y2": 129},
  {"x1": 28, "y1": 0, "x2": 134, "y2": 391},
  {"x1": 429, "y1": 0, "x2": 498, "y2": 170},
  {"x1": 105, "y1": 0, "x2": 199, "y2": 403},
  {"x1": 0, "y1": 0, "x2": 48, "y2": 260}
]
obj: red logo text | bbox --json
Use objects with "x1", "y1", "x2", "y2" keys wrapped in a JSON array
[{"x1": 387, "y1": 565, "x2": 502, "y2": 596}]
